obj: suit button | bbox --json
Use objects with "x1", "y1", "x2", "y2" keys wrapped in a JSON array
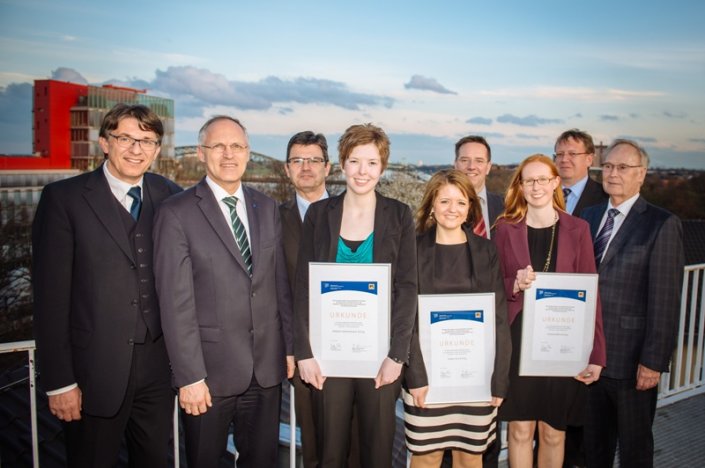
[
  {"x1": 143, "y1": 309, "x2": 150, "y2": 314},
  {"x1": 128, "y1": 339, "x2": 134, "y2": 345},
  {"x1": 137, "y1": 248, "x2": 144, "y2": 253},
  {"x1": 251, "y1": 292, "x2": 256, "y2": 298},
  {"x1": 141, "y1": 294, "x2": 149, "y2": 299},
  {"x1": 130, "y1": 264, "x2": 136, "y2": 270},
  {"x1": 135, "y1": 233, "x2": 143, "y2": 238},
  {"x1": 131, "y1": 299, "x2": 138, "y2": 306}
]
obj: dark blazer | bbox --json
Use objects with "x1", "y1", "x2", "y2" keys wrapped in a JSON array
[
  {"x1": 487, "y1": 190, "x2": 504, "y2": 226},
  {"x1": 571, "y1": 177, "x2": 608, "y2": 218},
  {"x1": 406, "y1": 225, "x2": 512, "y2": 397},
  {"x1": 581, "y1": 197, "x2": 684, "y2": 379},
  {"x1": 154, "y1": 178, "x2": 293, "y2": 396},
  {"x1": 280, "y1": 197, "x2": 303, "y2": 292},
  {"x1": 293, "y1": 191, "x2": 418, "y2": 363},
  {"x1": 493, "y1": 211, "x2": 606, "y2": 367},
  {"x1": 32, "y1": 165, "x2": 181, "y2": 416}
]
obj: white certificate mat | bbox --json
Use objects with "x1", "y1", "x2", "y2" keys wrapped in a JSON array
[
  {"x1": 309, "y1": 262, "x2": 391, "y2": 378},
  {"x1": 418, "y1": 293, "x2": 495, "y2": 404},
  {"x1": 519, "y1": 272, "x2": 598, "y2": 377}
]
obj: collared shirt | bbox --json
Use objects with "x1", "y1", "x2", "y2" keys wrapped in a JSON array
[
  {"x1": 205, "y1": 177, "x2": 251, "y2": 245},
  {"x1": 596, "y1": 192, "x2": 641, "y2": 256},
  {"x1": 47, "y1": 162, "x2": 145, "y2": 396},
  {"x1": 296, "y1": 190, "x2": 329, "y2": 221},
  {"x1": 562, "y1": 175, "x2": 589, "y2": 215},
  {"x1": 477, "y1": 186, "x2": 492, "y2": 239},
  {"x1": 103, "y1": 161, "x2": 144, "y2": 213}
]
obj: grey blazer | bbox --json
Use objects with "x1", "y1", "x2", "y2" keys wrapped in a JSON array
[{"x1": 154, "y1": 178, "x2": 293, "y2": 396}]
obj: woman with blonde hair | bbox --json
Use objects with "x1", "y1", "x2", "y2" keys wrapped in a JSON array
[
  {"x1": 404, "y1": 169, "x2": 511, "y2": 468},
  {"x1": 493, "y1": 154, "x2": 606, "y2": 468}
]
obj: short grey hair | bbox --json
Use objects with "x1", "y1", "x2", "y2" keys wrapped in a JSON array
[
  {"x1": 604, "y1": 138, "x2": 650, "y2": 168},
  {"x1": 198, "y1": 115, "x2": 247, "y2": 145}
]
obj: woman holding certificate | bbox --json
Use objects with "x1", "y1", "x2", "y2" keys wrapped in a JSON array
[
  {"x1": 493, "y1": 154, "x2": 606, "y2": 468},
  {"x1": 294, "y1": 124, "x2": 418, "y2": 468},
  {"x1": 403, "y1": 169, "x2": 512, "y2": 468}
]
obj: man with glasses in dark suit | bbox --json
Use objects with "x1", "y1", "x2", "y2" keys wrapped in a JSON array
[{"x1": 581, "y1": 139, "x2": 684, "y2": 468}]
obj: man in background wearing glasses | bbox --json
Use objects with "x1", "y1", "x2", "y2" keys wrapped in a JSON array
[
  {"x1": 154, "y1": 116, "x2": 293, "y2": 467},
  {"x1": 553, "y1": 129, "x2": 608, "y2": 218},
  {"x1": 581, "y1": 139, "x2": 684, "y2": 468},
  {"x1": 32, "y1": 103, "x2": 181, "y2": 467}
]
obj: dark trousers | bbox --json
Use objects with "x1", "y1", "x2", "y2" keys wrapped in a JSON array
[
  {"x1": 64, "y1": 336, "x2": 174, "y2": 468},
  {"x1": 312, "y1": 377, "x2": 401, "y2": 468},
  {"x1": 584, "y1": 376, "x2": 658, "y2": 468},
  {"x1": 182, "y1": 375, "x2": 281, "y2": 468},
  {"x1": 291, "y1": 371, "x2": 362, "y2": 468}
]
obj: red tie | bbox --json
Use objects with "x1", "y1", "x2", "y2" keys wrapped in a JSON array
[{"x1": 473, "y1": 216, "x2": 487, "y2": 238}]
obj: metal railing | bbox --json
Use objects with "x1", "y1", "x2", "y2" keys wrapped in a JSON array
[{"x1": 4, "y1": 263, "x2": 704, "y2": 466}]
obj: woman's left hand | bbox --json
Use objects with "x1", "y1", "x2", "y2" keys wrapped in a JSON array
[
  {"x1": 575, "y1": 364, "x2": 602, "y2": 385},
  {"x1": 374, "y1": 357, "x2": 403, "y2": 389}
]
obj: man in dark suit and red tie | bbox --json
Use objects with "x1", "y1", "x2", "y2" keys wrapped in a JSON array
[
  {"x1": 154, "y1": 115, "x2": 294, "y2": 467},
  {"x1": 454, "y1": 135, "x2": 504, "y2": 239},
  {"x1": 581, "y1": 139, "x2": 684, "y2": 468},
  {"x1": 554, "y1": 129, "x2": 608, "y2": 218},
  {"x1": 32, "y1": 103, "x2": 181, "y2": 467}
]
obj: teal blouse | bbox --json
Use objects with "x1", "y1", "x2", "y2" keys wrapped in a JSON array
[{"x1": 336, "y1": 232, "x2": 374, "y2": 263}]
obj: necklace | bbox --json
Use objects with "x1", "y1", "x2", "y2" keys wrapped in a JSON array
[{"x1": 542, "y1": 212, "x2": 559, "y2": 272}]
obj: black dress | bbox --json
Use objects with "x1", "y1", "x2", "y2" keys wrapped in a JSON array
[{"x1": 498, "y1": 224, "x2": 586, "y2": 430}]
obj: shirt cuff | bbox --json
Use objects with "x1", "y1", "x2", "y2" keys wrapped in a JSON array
[{"x1": 46, "y1": 383, "x2": 78, "y2": 396}]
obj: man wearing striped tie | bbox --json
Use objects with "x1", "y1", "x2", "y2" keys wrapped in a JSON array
[
  {"x1": 581, "y1": 139, "x2": 684, "y2": 468},
  {"x1": 454, "y1": 135, "x2": 504, "y2": 240},
  {"x1": 154, "y1": 116, "x2": 294, "y2": 467}
]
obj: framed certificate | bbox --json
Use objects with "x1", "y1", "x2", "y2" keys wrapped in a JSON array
[
  {"x1": 309, "y1": 262, "x2": 391, "y2": 378},
  {"x1": 519, "y1": 272, "x2": 599, "y2": 376},
  {"x1": 418, "y1": 293, "x2": 495, "y2": 404}
]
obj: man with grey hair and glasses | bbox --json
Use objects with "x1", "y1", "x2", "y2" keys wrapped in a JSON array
[{"x1": 581, "y1": 139, "x2": 684, "y2": 468}]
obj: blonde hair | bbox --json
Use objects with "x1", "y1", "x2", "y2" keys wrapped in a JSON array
[
  {"x1": 497, "y1": 154, "x2": 565, "y2": 224},
  {"x1": 416, "y1": 169, "x2": 482, "y2": 234}
]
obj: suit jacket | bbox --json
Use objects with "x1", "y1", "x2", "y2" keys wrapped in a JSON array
[
  {"x1": 154, "y1": 178, "x2": 293, "y2": 396},
  {"x1": 581, "y1": 197, "x2": 684, "y2": 379},
  {"x1": 487, "y1": 190, "x2": 504, "y2": 226},
  {"x1": 493, "y1": 211, "x2": 606, "y2": 366},
  {"x1": 293, "y1": 191, "x2": 418, "y2": 363},
  {"x1": 279, "y1": 197, "x2": 303, "y2": 292},
  {"x1": 571, "y1": 177, "x2": 608, "y2": 218},
  {"x1": 32, "y1": 165, "x2": 181, "y2": 416},
  {"x1": 405, "y1": 225, "x2": 512, "y2": 397}
]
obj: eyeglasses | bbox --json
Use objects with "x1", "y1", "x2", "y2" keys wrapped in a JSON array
[
  {"x1": 553, "y1": 152, "x2": 590, "y2": 159},
  {"x1": 200, "y1": 143, "x2": 249, "y2": 155},
  {"x1": 521, "y1": 177, "x2": 555, "y2": 187},
  {"x1": 601, "y1": 163, "x2": 643, "y2": 173},
  {"x1": 109, "y1": 133, "x2": 160, "y2": 152},
  {"x1": 287, "y1": 157, "x2": 327, "y2": 166}
]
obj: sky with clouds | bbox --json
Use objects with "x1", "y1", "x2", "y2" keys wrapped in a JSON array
[{"x1": 1, "y1": 0, "x2": 704, "y2": 168}]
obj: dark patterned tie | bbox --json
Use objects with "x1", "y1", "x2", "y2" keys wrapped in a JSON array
[
  {"x1": 594, "y1": 208, "x2": 619, "y2": 265},
  {"x1": 127, "y1": 186, "x2": 142, "y2": 221},
  {"x1": 563, "y1": 187, "x2": 572, "y2": 200},
  {"x1": 222, "y1": 196, "x2": 253, "y2": 274}
]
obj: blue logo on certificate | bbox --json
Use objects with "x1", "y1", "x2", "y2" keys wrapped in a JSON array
[
  {"x1": 430, "y1": 310, "x2": 484, "y2": 324},
  {"x1": 536, "y1": 289, "x2": 586, "y2": 302},
  {"x1": 322, "y1": 281, "x2": 378, "y2": 295}
]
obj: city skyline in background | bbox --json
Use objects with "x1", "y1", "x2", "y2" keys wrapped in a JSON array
[{"x1": 1, "y1": 0, "x2": 704, "y2": 168}]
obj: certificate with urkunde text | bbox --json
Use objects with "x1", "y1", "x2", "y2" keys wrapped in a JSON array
[
  {"x1": 309, "y1": 262, "x2": 391, "y2": 378},
  {"x1": 519, "y1": 272, "x2": 598, "y2": 376},
  {"x1": 418, "y1": 293, "x2": 495, "y2": 404}
]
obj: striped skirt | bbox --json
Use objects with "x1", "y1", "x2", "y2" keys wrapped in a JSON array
[{"x1": 402, "y1": 389, "x2": 497, "y2": 454}]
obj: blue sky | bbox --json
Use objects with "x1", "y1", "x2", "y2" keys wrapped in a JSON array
[{"x1": 1, "y1": 0, "x2": 704, "y2": 168}]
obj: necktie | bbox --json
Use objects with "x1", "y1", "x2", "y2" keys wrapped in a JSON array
[
  {"x1": 127, "y1": 186, "x2": 142, "y2": 221},
  {"x1": 222, "y1": 196, "x2": 253, "y2": 274},
  {"x1": 594, "y1": 208, "x2": 619, "y2": 265},
  {"x1": 563, "y1": 187, "x2": 572, "y2": 200},
  {"x1": 473, "y1": 216, "x2": 487, "y2": 238}
]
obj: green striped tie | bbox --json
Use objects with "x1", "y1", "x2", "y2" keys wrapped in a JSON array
[{"x1": 222, "y1": 196, "x2": 252, "y2": 274}]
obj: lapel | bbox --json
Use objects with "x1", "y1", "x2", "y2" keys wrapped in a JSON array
[
  {"x1": 83, "y1": 165, "x2": 134, "y2": 263},
  {"x1": 417, "y1": 225, "x2": 483, "y2": 293},
  {"x1": 599, "y1": 196, "x2": 647, "y2": 269},
  {"x1": 372, "y1": 192, "x2": 389, "y2": 263},
  {"x1": 280, "y1": 198, "x2": 302, "y2": 239},
  {"x1": 325, "y1": 194, "x2": 344, "y2": 261},
  {"x1": 194, "y1": 178, "x2": 247, "y2": 272},
  {"x1": 556, "y1": 211, "x2": 579, "y2": 272},
  {"x1": 506, "y1": 219, "x2": 531, "y2": 270},
  {"x1": 243, "y1": 185, "x2": 260, "y2": 270}
]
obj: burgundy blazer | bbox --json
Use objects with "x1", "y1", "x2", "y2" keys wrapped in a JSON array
[{"x1": 492, "y1": 211, "x2": 606, "y2": 366}]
